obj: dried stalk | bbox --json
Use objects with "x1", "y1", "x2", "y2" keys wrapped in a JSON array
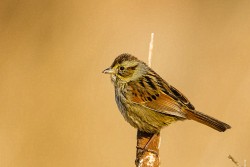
[
  {"x1": 148, "y1": 33, "x2": 154, "y2": 67},
  {"x1": 228, "y1": 155, "x2": 247, "y2": 167},
  {"x1": 135, "y1": 33, "x2": 160, "y2": 167},
  {"x1": 135, "y1": 131, "x2": 160, "y2": 167}
]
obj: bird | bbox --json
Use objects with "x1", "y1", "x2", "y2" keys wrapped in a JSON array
[{"x1": 103, "y1": 53, "x2": 231, "y2": 133}]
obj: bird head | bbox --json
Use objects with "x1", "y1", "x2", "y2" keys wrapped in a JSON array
[{"x1": 103, "y1": 53, "x2": 148, "y2": 83}]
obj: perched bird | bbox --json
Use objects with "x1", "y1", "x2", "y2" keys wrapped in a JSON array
[{"x1": 103, "y1": 53, "x2": 231, "y2": 133}]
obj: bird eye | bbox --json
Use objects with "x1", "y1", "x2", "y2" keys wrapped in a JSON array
[{"x1": 119, "y1": 66, "x2": 125, "y2": 70}]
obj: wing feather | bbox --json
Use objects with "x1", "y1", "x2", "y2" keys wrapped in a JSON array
[{"x1": 126, "y1": 75, "x2": 189, "y2": 118}]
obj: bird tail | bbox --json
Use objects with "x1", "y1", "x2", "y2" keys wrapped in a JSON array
[{"x1": 183, "y1": 109, "x2": 231, "y2": 132}]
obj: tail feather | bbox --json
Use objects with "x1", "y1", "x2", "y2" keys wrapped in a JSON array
[{"x1": 184, "y1": 109, "x2": 231, "y2": 132}]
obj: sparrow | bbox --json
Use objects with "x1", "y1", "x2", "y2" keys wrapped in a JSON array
[{"x1": 103, "y1": 53, "x2": 231, "y2": 133}]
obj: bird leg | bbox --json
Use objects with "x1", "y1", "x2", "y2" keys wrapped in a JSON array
[{"x1": 136, "y1": 131, "x2": 160, "y2": 156}]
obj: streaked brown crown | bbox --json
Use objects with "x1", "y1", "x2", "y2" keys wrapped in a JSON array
[{"x1": 111, "y1": 53, "x2": 139, "y2": 67}]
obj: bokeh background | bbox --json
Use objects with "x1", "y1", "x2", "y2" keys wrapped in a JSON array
[{"x1": 0, "y1": 0, "x2": 249, "y2": 167}]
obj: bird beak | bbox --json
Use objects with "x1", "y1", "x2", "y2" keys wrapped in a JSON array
[{"x1": 102, "y1": 67, "x2": 114, "y2": 74}]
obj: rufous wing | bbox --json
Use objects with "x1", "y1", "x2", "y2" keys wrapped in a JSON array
[{"x1": 128, "y1": 81, "x2": 186, "y2": 118}]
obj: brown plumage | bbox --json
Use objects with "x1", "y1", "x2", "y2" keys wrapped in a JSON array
[{"x1": 103, "y1": 53, "x2": 231, "y2": 133}]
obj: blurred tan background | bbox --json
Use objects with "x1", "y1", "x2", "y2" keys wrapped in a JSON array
[{"x1": 0, "y1": 0, "x2": 249, "y2": 167}]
